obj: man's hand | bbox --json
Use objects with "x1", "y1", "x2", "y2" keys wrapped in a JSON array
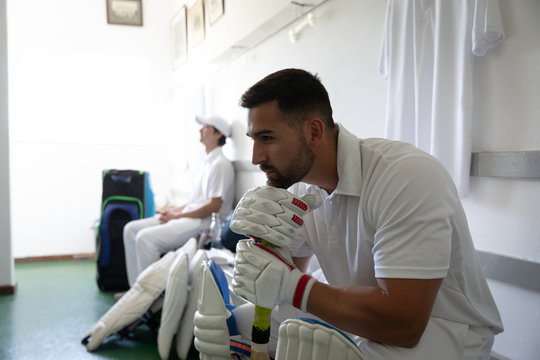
[
  {"x1": 158, "y1": 208, "x2": 182, "y2": 224},
  {"x1": 232, "y1": 239, "x2": 316, "y2": 311},
  {"x1": 230, "y1": 186, "x2": 322, "y2": 247}
]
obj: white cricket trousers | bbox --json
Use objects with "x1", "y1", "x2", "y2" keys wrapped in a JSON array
[{"x1": 123, "y1": 215, "x2": 209, "y2": 286}]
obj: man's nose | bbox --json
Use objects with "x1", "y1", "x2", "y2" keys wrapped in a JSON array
[{"x1": 251, "y1": 142, "x2": 265, "y2": 165}]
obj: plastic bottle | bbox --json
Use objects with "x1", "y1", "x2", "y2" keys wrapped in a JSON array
[{"x1": 209, "y1": 212, "x2": 223, "y2": 249}]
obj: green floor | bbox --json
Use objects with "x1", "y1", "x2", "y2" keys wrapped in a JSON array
[{"x1": 0, "y1": 260, "x2": 199, "y2": 360}]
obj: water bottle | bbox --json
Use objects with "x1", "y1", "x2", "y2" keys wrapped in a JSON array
[{"x1": 209, "y1": 212, "x2": 223, "y2": 249}]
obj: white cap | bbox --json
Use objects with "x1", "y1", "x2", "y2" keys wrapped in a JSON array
[{"x1": 195, "y1": 115, "x2": 232, "y2": 138}]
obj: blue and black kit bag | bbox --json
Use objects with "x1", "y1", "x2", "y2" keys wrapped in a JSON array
[{"x1": 96, "y1": 169, "x2": 155, "y2": 291}]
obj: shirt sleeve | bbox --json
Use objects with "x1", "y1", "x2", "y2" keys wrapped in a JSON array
[
  {"x1": 378, "y1": 0, "x2": 391, "y2": 78},
  {"x1": 206, "y1": 160, "x2": 234, "y2": 200},
  {"x1": 472, "y1": 0, "x2": 505, "y2": 56},
  {"x1": 367, "y1": 155, "x2": 457, "y2": 279}
]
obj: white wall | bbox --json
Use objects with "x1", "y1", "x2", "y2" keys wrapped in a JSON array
[
  {"x1": 192, "y1": 0, "x2": 387, "y2": 162},
  {"x1": 465, "y1": 0, "x2": 540, "y2": 261},
  {"x1": 0, "y1": 0, "x2": 14, "y2": 288},
  {"x1": 4, "y1": 0, "x2": 539, "y2": 358},
  {"x1": 7, "y1": 0, "x2": 178, "y2": 257},
  {"x1": 461, "y1": 1, "x2": 540, "y2": 358}
]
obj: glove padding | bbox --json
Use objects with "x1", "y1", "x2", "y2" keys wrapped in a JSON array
[
  {"x1": 275, "y1": 318, "x2": 366, "y2": 360},
  {"x1": 230, "y1": 186, "x2": 322, "y2": 247},
  {"x1": 233, "y1": 239, "x2": 316, "y2": 311}
]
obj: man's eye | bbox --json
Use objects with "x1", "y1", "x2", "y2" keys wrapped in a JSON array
[{"x1": 261, "y1": 136, "x2": 273, "y2": 142}]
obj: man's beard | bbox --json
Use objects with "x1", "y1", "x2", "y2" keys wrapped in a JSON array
[{"x1": 260, "y1": 136, "x2": 315, "y2": 189}]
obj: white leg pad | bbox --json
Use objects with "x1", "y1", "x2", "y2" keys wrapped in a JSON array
[
  {"x1": 275, "y1": 319, "x2": 366, "y2": 360},
  {"x1": 136, "y1": 237, "x2": 195, "y2": 293},
  {"x1": 158, "y1": 238, "x2": 198, "y2": 359},
  {"x1": 157, "y1": 254, "x2": 189, "y2": 359},
  {"x1": 82, "y1": 238, "x2": 197, "y2": 352},
  {"x1": 175, "y1": 249, "x2": 208, "y2": 359},
  {"x1": 82, "y1": 251, "x2": 175, "y2": 351}
]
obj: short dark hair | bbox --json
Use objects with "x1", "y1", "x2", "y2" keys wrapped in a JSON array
[
  {"x1": 239, "y1": 68, "x2": 335, "y2": 129},
  {"x1": 212, "y1": 126, "x2": 226, "y2": 146},
  {"x1": 217, "y1": 135, "x2": 226, "y2": 146}
]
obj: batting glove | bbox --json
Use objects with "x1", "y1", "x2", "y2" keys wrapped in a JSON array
[
  {"x1": 230, "y1": 186, "x2": 322, "y2": 248},
  {"x1": 233, "y1": 239, "x2": 316, "y2": 311}
]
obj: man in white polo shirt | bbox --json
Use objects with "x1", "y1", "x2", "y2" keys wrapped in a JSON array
[
  {"x1": 123, "y1": 115, "x2": 235, "y2": 287},
  {"x1": 194, "y1": 69, "x2": 503, "y2": 360}
]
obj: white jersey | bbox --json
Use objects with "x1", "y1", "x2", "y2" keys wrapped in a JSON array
[
  {"x1": 184, "y1": 147, "x2": 235, "y2": 221},
  {"x1": 379, "y1": 0, "x2": 504, "y2": 196},
  {"x1": 288, "y1": 125, "x2": 503, "y2": 356}
]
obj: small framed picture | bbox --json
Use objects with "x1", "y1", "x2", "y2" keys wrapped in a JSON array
[
  {"x1": 206, "y1": 0, "x2": 224, "y2": 26},
  {"x1": 171, "y1": 6, "x2": 188, "y2": 69},
  {"x1": 106, "y1": 0, "x2": 143, "y2": 26},
  {"x1": 190, "y1": 0, "x2": 206, "y2": 47}
]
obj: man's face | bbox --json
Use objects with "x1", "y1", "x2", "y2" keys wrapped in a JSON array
[
  {"x1": 247, "y1": 102, "x2": 315, "y2": 189},
  {"x1": 199, "y1": 124, "x2": 220, "y2": 145}
]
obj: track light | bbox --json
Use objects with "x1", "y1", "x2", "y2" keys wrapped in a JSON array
[{"x1": 288, "y1": 12, "x2": 315, "y2": 43}]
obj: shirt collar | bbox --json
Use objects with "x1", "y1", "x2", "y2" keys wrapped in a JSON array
[
  {"x1": 334, "y1": 124, "x2": 363, "y2": 197},
  {"x1": 303, "y1": 124, "x2": 363, "y2": 198},
  {"x1": 205, "y1": 147, "x2": 222, "y2": 163}
]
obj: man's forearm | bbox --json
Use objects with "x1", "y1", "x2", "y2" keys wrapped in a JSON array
[
  {"x1": 178, "y1": 197, "x2": 223, "y2": 220},
  {"x1": 306, "y1": 278, "x2": 442, "y2": 347}
]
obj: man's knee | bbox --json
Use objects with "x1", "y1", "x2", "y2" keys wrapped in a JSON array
[
  {"x1": 123, "y1": 218, "x2": 147, "y2": 245},
  {"x1": 135, "y1": 230, "x2": 158, "y2": 254}
]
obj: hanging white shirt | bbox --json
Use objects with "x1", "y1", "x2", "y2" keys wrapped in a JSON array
[{"x1": 379, "y1": 0, "x2": 504, "y2": 197}]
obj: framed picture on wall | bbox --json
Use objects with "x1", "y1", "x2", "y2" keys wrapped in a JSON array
[
  {"x1": 206, "y1": 0, "x2": 224, "y2": 26},
  {"x1": 106, "y1": 0, "x2": 143, "y2": 26},
  {"x1": 171, "y1": 6, "x2": 188, "y2": 69},
  {"x1": 190, "y1": 0, "x2": 206, "y2": 47}
]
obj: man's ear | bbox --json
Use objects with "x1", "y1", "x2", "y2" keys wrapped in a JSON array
[{"x1": 305, "y1": 117, "x2": 324, "y2": 146}]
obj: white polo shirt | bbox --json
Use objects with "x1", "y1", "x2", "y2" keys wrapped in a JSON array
[
  {"x1": 288, "y1": 125, "x2": 503, "y2": 354},
  {"x1": 184, "y1": 147, "x2": 235, "y2": 221}
]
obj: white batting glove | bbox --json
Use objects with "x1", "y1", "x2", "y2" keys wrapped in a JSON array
[
  {"x1": 230, "y1": 186, "x2": 322, "y2": 248},
  {"x1": 232, "y1": 239, "x2": 317, "y2": 311}
]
